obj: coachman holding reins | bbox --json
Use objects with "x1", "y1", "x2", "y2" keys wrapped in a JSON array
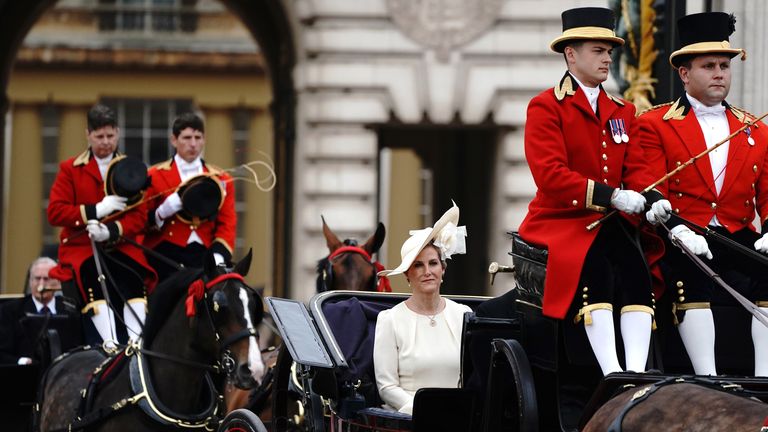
[
  {"x1": 47, "y1": 104, "x2": 157, "y2": 349},
  {"x1": 518, "y1": 7, "x2": 671, "y2": 376}
]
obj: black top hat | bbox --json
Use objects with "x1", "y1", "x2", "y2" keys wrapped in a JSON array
[
  {"x1": 670, "y1": 12, "x2": 745, "y2": 68},
  {"x1": 549, "y1": 7, "x2": 624, "y2": 53},
  {"x1": 177, "y1": 174, "x2": 225, "y2": 225},
  {"x1": 104, "y1": 155, "x2": 149, "y2": 205}
]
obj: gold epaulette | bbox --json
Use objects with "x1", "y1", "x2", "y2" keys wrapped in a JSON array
[
  {"x1": 606, "y1": 92, "x2": 625, "y2": 106},
  {"x1": 662, "y1": 99, "x2": 686, "y2": 121},
  {"x1": 729, "y1": 105, "x2": 759, "y2": 125},
  {"x1": 151, "y1": 159, "x2": 173, "y2": 171},
  {"x1": 73, "y1": 149, "x2": 91, "y2": 166},
  {"x1": 205, "y1": 163, "x2": 224, "y2": 176},
  {"x1": 554, "y1": 75, "x2": 575, "y2": 101},
  {"x1": 636, "y1": 101, "x2": 674, "y2": 118}
]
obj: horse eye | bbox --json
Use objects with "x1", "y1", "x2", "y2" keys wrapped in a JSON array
[{"x1": 212, "y1": 291, "x2": 229, "y2": 313}]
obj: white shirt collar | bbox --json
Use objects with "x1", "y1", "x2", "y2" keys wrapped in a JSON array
[
  {"x1": 686, "y1": 93, "x2": 726, "y2": 116},
  {"x1": 174, "y1": 154, "x2": 203, "y2": 182},
  {"x1": 570, "y1": 73, "x2": 600, "y2": 113},
  {"x1": 31, "y1": 296, "x2": 56, "y2": 314},
  {"x1": 94, "y1": 153, "x2": 113, "y2": 180}
]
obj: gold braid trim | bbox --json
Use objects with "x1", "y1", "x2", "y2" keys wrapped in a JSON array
[
  {"x1": 574, "y1": 302, "x2": 613, "y2": 326},
  {"x1": 672, "y1": 301, "x2": 710, "y2": 325},
  {"x1": 82, "y1": 299, "x2": 107, "y2": 315},
  {"x1": 622, "y1": 304, "x2": 656, "y2": 330},
  {"x1": 756, "y1": 301, "x2": 768, "y2": 308}
]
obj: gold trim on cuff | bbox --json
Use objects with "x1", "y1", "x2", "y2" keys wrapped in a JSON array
[
  {"x1": 574, "y1": 302, "x2": 612, "y2": 326},
  {"x1": 586, "y1": 179, "x2": 608, "y2": 212},
  {"x1": 80, "y1": 205, "x2": 89, "y2": 224}
]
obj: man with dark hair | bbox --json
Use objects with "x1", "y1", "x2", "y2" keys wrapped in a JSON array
[
  {"x1": 518, "y1": 7, "x2": 671, "y2": 375},
  {"x1": 47, "y1": 104, "x2": 157, "y2": 349},
  {"x1": 638, "y1": 12, "x2": 768, "y2": 376},
  {"x1": 144, "y1": 112, "x2": 236, "y2": 281}
]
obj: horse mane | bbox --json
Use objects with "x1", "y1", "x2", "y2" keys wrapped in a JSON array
[{"x1": 143, "y1": 267, "x2": 204, "y2": 347}]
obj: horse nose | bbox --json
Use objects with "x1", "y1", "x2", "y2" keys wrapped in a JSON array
[{"x1": 235, "y1": 363, "x2": 257, "y2": 390}]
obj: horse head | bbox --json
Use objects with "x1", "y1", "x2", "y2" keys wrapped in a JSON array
[
  {"x1": 317, "y1": 217, "x2": 386, "y2": 292},
  {"x1": 196, "y1": 249, "x2": 265, "y2": 390}
]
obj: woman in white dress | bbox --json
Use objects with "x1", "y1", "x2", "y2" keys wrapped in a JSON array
[{"x1": 373, "y1": 202, "x2": 471, "y2": 415}]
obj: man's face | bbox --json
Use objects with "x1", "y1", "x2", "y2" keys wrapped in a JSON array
[
  {"x1": 87, "y1": 125, "x2": 119, "y2": 159},
  {"x1": 29, "y1": 262, "x2": 58, "y2": 305},
  {"x1": 679, "y1": 55, "x2": 731, "y2": 106},
  {"x1": 171, "y1": 127, "x2": 205, "y2": 163},
  {"x1": 566, "y1": 41, "x2": 614, "y2": 88}
]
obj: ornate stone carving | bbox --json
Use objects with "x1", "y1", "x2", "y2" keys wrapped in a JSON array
[{"x1": 386, "y1": 0, "x2": 504, "y2": 55}]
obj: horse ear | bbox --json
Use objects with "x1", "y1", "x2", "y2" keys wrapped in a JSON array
[
  {"x1": 233, "y1": 248, "x2": 253, "y2": 277},
  {"x1": 363, "y1": 222, "x2": 386, "y2": 255},
  {"x1": 322, "y1": 215, "x2": 343, "y2": 253}
]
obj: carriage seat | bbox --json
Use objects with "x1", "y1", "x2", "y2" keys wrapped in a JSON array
[{"x1": 508, "y1": 231, "x2": 547, "y2": 302}]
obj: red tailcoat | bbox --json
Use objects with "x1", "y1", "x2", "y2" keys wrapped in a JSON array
[
  {"x1": 47, "y1": 150, "x2": 158, "y2": 298},
  {"x1": 638, "y1": 98, "x2": 768, "y2": 233},
  {"x1": 143, "y1": 158, "x2": 236, "y2": 259},
  {"x1": 519, "y1": 73, "x2": 664, "y2": 319}
]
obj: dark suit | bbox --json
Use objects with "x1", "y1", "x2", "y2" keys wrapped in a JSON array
[{"x1": 0, "y1": 296, "x2": 69, "y2": 364}]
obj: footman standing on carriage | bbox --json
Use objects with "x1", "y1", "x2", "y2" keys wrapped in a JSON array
[
  {"x1": 47, "y1": 104, "x2": 157, "y2": 349},
  {"x1": 518, "y1": 7, "x2": 671, "y2": 376},
  {"x1": 637, "y1": 12, "x2": 768, "y2": 377},
  {"x1": 143, "y1": 112, "x2": 236, "y2": 282}
]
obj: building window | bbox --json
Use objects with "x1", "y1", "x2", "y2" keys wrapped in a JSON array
[
  {"x1": 102, "y1": 98, "x2": 194, "y2": 165},
  {"x1": 98, "y1": 0, "x2": 198, "y2": 33},
  {"x1": 41, "y1": 105, "x2": 60, "y2": 250}
]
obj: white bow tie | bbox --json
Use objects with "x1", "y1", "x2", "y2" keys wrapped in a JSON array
[{"x1": 693, "y1": 103, "x2": 726, "y2": 117}]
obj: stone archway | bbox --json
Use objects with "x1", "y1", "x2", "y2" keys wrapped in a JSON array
[{"x1": 0, "y1": 0, "x2": 297, "y2": 296}]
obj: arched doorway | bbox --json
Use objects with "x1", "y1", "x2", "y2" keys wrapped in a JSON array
[{"x1": 0, "y1": 0, "x2": 296, "y2": 296}]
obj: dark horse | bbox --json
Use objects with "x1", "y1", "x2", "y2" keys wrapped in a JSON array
[
  {"x1": 316, "y1": 217, "x2": 386, "y2": 292},
  {"x1": 37, "y1": 251, "x2": 265, "y2": 431},
  {"x1": 583, "y1": 378, "x2": 768, "y2": 431}
]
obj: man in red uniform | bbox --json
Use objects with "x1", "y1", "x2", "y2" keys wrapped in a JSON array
[
  {"x1": 48, "y1": 104, "x2": 157, "y2": 348},
  {"x1": 638, "y1": 12, "x2": 768, "y2": 376},
  {"x1": 143, "y1": 113, "x2": 236, "y2": 281},
  {"x1": 518, "y1": 7, "x2": 671, "y2": 375}
]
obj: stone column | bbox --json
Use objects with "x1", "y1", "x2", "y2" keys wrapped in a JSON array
[
  {"x1": 246, "y1": 109, "x2": 274, "y2": 296},
  {"x1": 3, "y1": 103, "x2": 43, "y2": 293}
]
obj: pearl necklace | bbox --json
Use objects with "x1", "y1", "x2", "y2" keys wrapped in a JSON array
[{"x1": 427, "y1": 314, "x2": 437, "y2": 327}]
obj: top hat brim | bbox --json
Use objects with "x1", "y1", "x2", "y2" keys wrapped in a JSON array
[
  {"x1": 377, "y1": 202, "x2": 460, "y2": 278},
  {"x1": 177, "y1": 174, "x2": 225, "y2": 224},
  {"x1": 103, "y1": 155, "x2": 149, "y2": 206},
  {"x1": 550, "y1": 27, "x2": 625, "y2": 53},
  {"x1": 669, "y1": 41, "x2": 746, "y2": 68}
]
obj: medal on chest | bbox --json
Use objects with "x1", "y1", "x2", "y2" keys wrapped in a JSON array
[
  {"x1": 746, "y1": 126, "x2": 756, "y2": 146},
  {"x1": 608, "y1": 119, "x2": 629, "y2": 143}
]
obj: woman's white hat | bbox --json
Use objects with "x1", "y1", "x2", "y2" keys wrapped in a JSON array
[{"x1": 377, "y1": 201, "x2": 467, "y2": 277}]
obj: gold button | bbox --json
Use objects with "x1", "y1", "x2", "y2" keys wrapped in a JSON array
[
  {"x1": 674, "y1": 208, "x2": 680, "y2": 214},
  {"x1": 583, "y1": 287, "x2": 589, "y2": 292},
  {"x1": 603, "y1": 166, "x2": 608, "y2": 173},
  {"x1": 711, "y1": 202, "x2": 717, "y2": 209},
  {"x1": 754, "y1": 164, "x2": 758, "y2": 173},
  {"x1": 674, "y1": 178, "x2": 680, "y2": 184},
  {"x1": 652, "y1": 299, "x2": 656, "y2": 304},
  {"x1": 676, "y1": 281, "x2": 684, "y2": 288},
  {"x1": 602, "y1": 130, "x2": 606, "y2": 136},
  {"x1": 679, "y1": 296, "x2": 685, "y2": 302},
  {"x1": 170, "y1": 220, "x2": 175, "y2": 225},
  {"x1": 582, "y1": 294, "x2": 588, "y2": 299},
  {"x1": 676, "y1": 161, "x2": 681, "y2": 167},
  {"x1": 602, "y1": 154, "x2": 608, "y2": 160},
  {"x1": 742, "y1": 217, "x2": 748, "y2": 223},
  {"x1": 746, "y1": 200, "x2": 751, "y2": 207},
  {"x1": 651, "y1": 292, "x2": 655, "y2": 297},
  {"x1": 752, "y1": 183, "x2": 756, "y2": 190},
  {"x1": 677, "y1": 289, "x2": 684, "y2": 295},
  {"x1": 603, "y1": 179, "x2": 608, "y2": 184},
  {"x1": 76, "y1": 220, "x2": 81, "y2": 226},
  {"x1": 602, "y1": 142, "x2": 607, "y2": 148},
  {"x1": 572, "y1": 200, "x2": 578, "y2": 206},
  {"x1": 169, "y1": 232, "x2": 173, "y2": 237},
  {"x1": 583, "y1": 301, "x2": 589, "y2": 306},
  {"x1": 677, "y1": 192, "x2": 682, "y2": 198}
]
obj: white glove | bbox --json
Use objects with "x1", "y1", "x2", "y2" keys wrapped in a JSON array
[
  {"x1": 95, "y1": 195, "x2": 127, "y2": 218},
  {"x1": 610, "y1": 189, "x2": 646, "y2": 214},
  {"x1": 214, "y1": 253, "x2": 226, "y2": 266},
  {"x1": 755, "y1": 233, "x2": 768, "y2": 254},
  {"x1": 17, "y1": 357, "x2": 32, "y2": 365},
  {"x1": 156, "y1": 192, "x2": 182, "y2": 221},
  {"x1": 86, "y1": 220, "x2": 111, "y2": 242},
  {"x1": 646, "y1": 199, "x2": 673, "y2": 225},
  {"x1": 670, "y1": 225, "x2": 712, "y2": 259}
]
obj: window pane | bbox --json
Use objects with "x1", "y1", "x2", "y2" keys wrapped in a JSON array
[
  {"x1": 150, "y1": 136, "x2": 170, "y2": 164},
  {"x1": 180, "y1": 12, "x2": 197, "y2": 32},
  {"x1": 125, "y1": 137, "x2": 143, "y2": 158},
  {"x1": 149, "y1": 101, "x2": 168, "y2": 129},
  {"x1": 124, "y1": 100, "x2": 144, "y2": 129},
  {"x1": 152, "y1": 11, "x2": 175, "y2": 31},
  {"x1": 122, "y1": 11, "x2": 145, "y2": 30}
]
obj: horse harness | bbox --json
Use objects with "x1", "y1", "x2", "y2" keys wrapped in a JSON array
[
  {"x1": 606, "y1": 375, "x2": 768, "y2": 432},
  {"x1": 41, "y1": 272, "x2": 260, "y2": 432},
  {"x1": 320, "y1": 244, "x2": 391, "y2": 292}
]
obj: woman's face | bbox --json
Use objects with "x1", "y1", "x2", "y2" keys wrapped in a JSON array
[{"x1": 405, "y1": 245, "x2": 445, "y2": 295}]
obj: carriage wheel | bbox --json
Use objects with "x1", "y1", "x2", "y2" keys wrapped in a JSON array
[
  {"x1": 271, "y1": 345, "x2": 308, "y2": 431},
  {"x1": 484, "y1": 339, "x2": 538, "y2": 432},
  {"x1": 218, "y1": 409, "x2": 268, "y2": 432}
]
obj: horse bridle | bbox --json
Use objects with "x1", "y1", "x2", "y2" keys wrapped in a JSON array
[{"x1": 320, "y1": 245, "x2": 378, "y2": 292}]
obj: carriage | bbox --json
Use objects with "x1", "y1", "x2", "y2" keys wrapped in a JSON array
[{"x1": 218, "y1": 231, "x2": 768, "y2": 432}]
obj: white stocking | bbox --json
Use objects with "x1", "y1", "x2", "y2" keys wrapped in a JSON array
[
  {"x1": 584, "y1": 308, "x2": 622, "y2": 375},
  {"x1": 620, "y1": 309, "x2": 652, "y2": 372},
  {"x1": 90, "y1": 301, "x2": 118, "y2": 349},
  {"x1": 752, "y1": 307, "x2": 768, "y2": 377},
  {"x1": 124, "y1": 299, "x2": 147, "y2": 344},
  {"x1": 677, "y1": 308, "x2": 717, "y2": 375}
]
